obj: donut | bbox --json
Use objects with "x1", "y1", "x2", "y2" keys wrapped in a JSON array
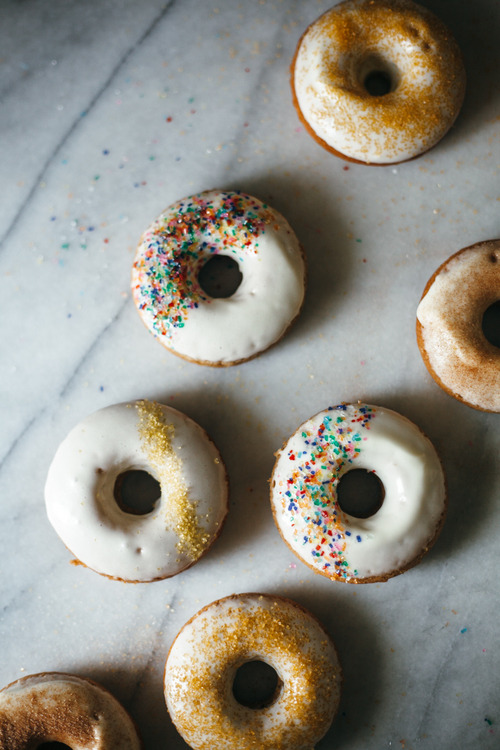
[
  {"x1": 164, "y1": 593, "x2": 341, "y2": 750},
  {"x1": 131, "y1": 190, "x2": 306, "y2": 366},
  {"x1": 45, "y1": 399, "x2": 228, "y2": 582},
  {"x1": 291, "y1": 0, "x2": 466, "y2": 165},
  {"x1": 270, "y1": 403, "x2": 446, "y2": 583},
  {"x1": 416, "y1": 239, "x2": 500, "y2": 413},
  {"x1": 0, "y1": 672, "x2": 142, "y2": 749}
]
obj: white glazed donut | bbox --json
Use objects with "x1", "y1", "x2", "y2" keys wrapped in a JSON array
[
  {"x1": 164, "y1": 593, "x2": 341, "y2": 750},
  {"x1": 270, "y1": 403, "x2": 446, "y2": 583},
  {"x1": 131, "y1": 190, "x2": 306, "y2": 366},
  {"x1": 45, "y1": 400, "x2": 228, "y2": 582},
  {"x1": 0, "y1": 672, "x2": 142, "y2": 749},
  {"x1": 416, "y1": 239, "x2": 500, "y2": 413},
  {"x1": 291, "y1": 0, "x2": 466, "y2": 164}
]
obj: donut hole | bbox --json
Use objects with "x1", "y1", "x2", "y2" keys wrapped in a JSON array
[
  {"x1": 198, "y1": 254, "x2": 243, "y2": 298},
  {"x1": 37, "y1": 743, "x2": 73, "y2": 750},
  {"x1": 358, "y1": 56, "x2": 399, "y2": 96},
  {"x1": 114, "y1": 469, "x2": 161, "y2": 515},
  {"x1": 337, "y1": 468, "x2": 385, "y2": 518},
  {"x1": 232, "y1": 660, "x2": 281, "y2": 709},
  {"x1": 482, "y1": 300, "x2": 500, "y2": 349}
]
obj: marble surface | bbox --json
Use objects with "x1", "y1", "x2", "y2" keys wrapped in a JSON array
[{"x1": 1, "y1": 0, "x2": 499, "y2": 748}]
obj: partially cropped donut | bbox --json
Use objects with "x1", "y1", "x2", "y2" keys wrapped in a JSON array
[
  {"x1": 270, "y1": 403, "x2": 446, "y2": 583},
  {"x1": 291, "y1": 0, "x2": 466, "y2": 164},
  {"x1": 0, "y1": 672, "x2": 142, "y2": 749},
  {"x1": 416, "y1": 239, "x2": 500, "y2": 412},
  {"x1": 131, "y1": 190, "x2": 306, "y2": 366},
  {"x1": 45, "y1": 400, "x2": 228, "y2": 582},
  {"x1": 164, "y1": 593, "x2": 341, "y2": 750}
]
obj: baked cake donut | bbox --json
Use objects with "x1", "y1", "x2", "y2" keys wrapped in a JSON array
[
  {"x1": 416, "y1": 239, "x2": 500, "y2": 412},
  {"x1": 131, "y1": 190, "x2": 306, "y2": 366},
  {"x1": 0, "y1": 672, "x2": 142, "y2": 749},
  {"x1": 164, "y1": 593, "x2": 341, "y2": 750},
  {"x1": 45, "y1": 400, "x2": 228, "y2": 582},
  {"x1": 270, "y1": 403, "x2": 446, "y2": 583},
  {"x1": 291, "y1": 0, "x2": 466, "y2": 164}
]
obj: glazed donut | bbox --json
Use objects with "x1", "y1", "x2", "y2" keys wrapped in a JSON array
[
  {"x1": 131, "y1": 190, "x2": 306, "y2": 366},
  {"x1": 0, "y1": 672, "x2": 142, "y2": 749},
  {"x1": 45, "y1": 400, "x2": 228, "y2": 582},
  {"x1": 270, "y1": 403, "x2": 446, "y2": 583},
  {"x1": 164, "y1": 593, "x2": 341, "y2": 750},
  {"x1": 291, "y1": 0, "x2": 466, "y2": 164},
  {"x1": 416, "y1": 239, "x2": 500, "y2": 413}
]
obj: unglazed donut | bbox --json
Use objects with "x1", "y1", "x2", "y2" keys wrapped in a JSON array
[
  {"x1": 291, "y1": 0, "x2": 466, "y2": 164},
  {"x1": 270, "y1": 403, "x2": 446, "y2": 583},
  {"x1": 0, "y1": 672, "x2": 142, "y2": 749},
  {"x1": 164, "y1": 593, "x2": 341, "y2": 750},
  {"x1": 416, "y1": 239, "x2": 500, "y2": 412},
  {"x1": 45, "y1": 400, "x2": 228, "y2": 582},
  {"x1": 131, "y1": 190, "x2": 306, "y2": 366}
]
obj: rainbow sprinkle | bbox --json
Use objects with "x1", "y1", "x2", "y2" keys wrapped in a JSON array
[
  {"x1": 131, "y1": 191, "x2": 273, "y2": 341},
  {"x1": 282, "y1": 404, "x2": 376, "y2": 580}
]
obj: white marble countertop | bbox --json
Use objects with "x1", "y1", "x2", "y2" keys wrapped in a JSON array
[{"x1": 1, "y1": 1, "x2": 499, "y2": 748}]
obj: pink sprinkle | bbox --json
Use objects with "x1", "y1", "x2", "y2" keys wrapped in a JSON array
[{"x1": 289, "y1": 563, "x2": 297, "y2": 569}]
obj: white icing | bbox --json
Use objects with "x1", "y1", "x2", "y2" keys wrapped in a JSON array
[
  {"x1": 0, "y1": 673, "x2": 142, "y2": 749},
  {"x1": 164, "y1": 593, "x2": 341, "y2": 750},
  {"x1": 417, "y1": 240, "x2": 500, "y2": 412},
  {"x1": 131, "y1": 190, "x2": 306, "y2": 365},
  {"x1": 270, "y1": 403, "x2": 446, "y2": 581},
  {"x1": 45, "y1": 401, "x2": 228, "y2": 582},
  {"x1": 293, "y1": 0, "x2": 465, "y2": 164}
]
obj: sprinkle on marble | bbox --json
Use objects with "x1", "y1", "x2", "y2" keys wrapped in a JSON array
[
  {"x1": 281, "y1": 404, "x2": 376, "y2": 579},
  {"x1": 136, "y1": 400, "x2": 210, "y2": 560},
  {"x1": 131, "y1": 191, "x2": 272, "y2": 342}
]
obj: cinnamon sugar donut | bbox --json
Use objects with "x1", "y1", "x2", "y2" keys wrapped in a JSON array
[
  {"x1": 45, "y1": 400, "x2": 228, "y2": 582},
  {"x1": 270, "y1": 403, "x2": 447, "y2": 583},
  {"x1": 164, "y1": 593, "x2": 341, "y2": 750},
  {"x1": 416, "y1": 239, "x2": 500, "y2": 412},
  {"x1": 0, "y1": 673, "x2": 142, "y2": 749},
  {"x1": 291, "y1": 0, "x2": 466, "y2": 164},
  {"x1": 131, "y1": 190, "x2": 306, "y2": 366}
]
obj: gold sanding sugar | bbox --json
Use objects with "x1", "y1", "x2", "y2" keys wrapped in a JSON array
[{"x1": 136, "y1": 400, "x2": 210, "y2": 559}]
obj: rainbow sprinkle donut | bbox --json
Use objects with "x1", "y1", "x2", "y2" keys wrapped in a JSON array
[
  {"x1": 270, "y1": 403, "x2": 446, "y2": 583},
  {"x1": 131, "y1": 190, "x2": 306, "y2": 366}
]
